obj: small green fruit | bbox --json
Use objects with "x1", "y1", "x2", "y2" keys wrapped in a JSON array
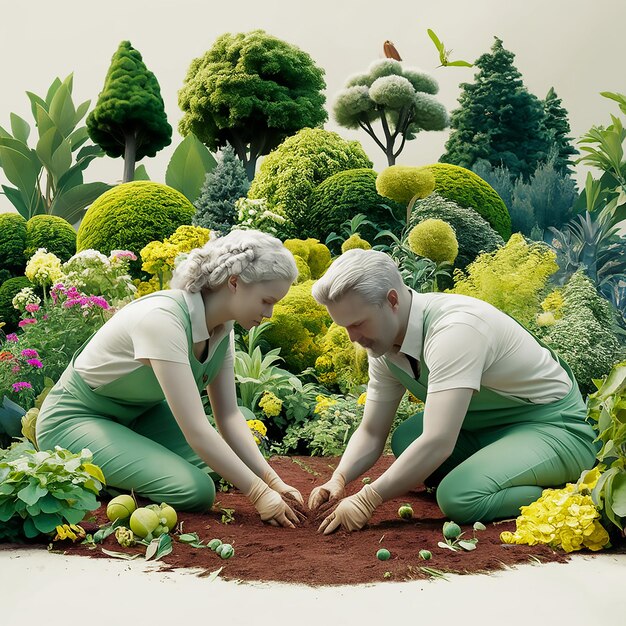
[
  {"x1": 159, "y1": 504, "x2": 177, "y2": 530},
  {"x1": 362, "y1": 477, "x2": 371, "y2": 484},
  {"x1": 217, "y1": 543, "x2": 234, "y2": 559},
  {"x1": 376, "y1": 548, "x2": 391, "y2": 561},
  {"x1": 419, "y1": 549, "x2": 432, "y2": 560},
  {"x1": 443, "y1": 521, "x2": 462, "y2": 540},
  {"x1": 208, "y1": 538, "x2": 222, "y2": 551},
  {"x1": 129, "y1": 507, "x2": 160, "y2": 539},
  {"x1": 152, "y1": 524, "x2": 170, "y2": 537},
  {"x1": 106, "y1": 495, "x2": 136, "y2": 522},
  {"x1": 398, "y1": 504, "x2": 414, "y2": 520},
  {"x1": 114, "y1": 526, "x2": 135, "y2": 548}
]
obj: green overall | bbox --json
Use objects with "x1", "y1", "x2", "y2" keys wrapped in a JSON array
[
  {"x1": 388, "y1": 313, "x2": 599, "y2": 524},
  {"x1": 36, "y1": 292, "x2": 230, "y2": 512}
]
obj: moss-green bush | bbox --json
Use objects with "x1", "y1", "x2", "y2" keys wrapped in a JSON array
[
  {"x1": 248, "y1": 128, "x2": 372, "y2": 235},
  {"x1": 0, "y1": 214, "x2": 27, "y2": 279},
  {"x1": 284, "y1": 238, "x2": 332, "y2": 280},
  {"x1": 308, "y1": 169, "x2": 404, "y2": 242},
  {"x1": 407, "y1": 219, "x2": 458, "y2": 264},
  {"x1": 426, "y1": 163, "x2": 511, "y2": 240},
  {"x1": 25, "y1": 215, "x2": 76, "y2": 263},
  {"x1": 409, "y1": 193, "x2": 503, "y2": 269},
  {"x1": 263, "y1": 280, "x2": 332, "y2": 373},
  {"x1": 77, "y1": 182, "x2": 195, "y2": 277},
  {"x1": 341, "y1": 234, "x2": 371, "y2": 252},
  {"x1": 376, "y1": 165, "x2": 436, "y2": 204},
  {"x1": 0, "y1": 277, "x2": 33, "y2": 332}
]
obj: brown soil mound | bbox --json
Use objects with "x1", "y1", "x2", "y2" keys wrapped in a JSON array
[{"x1": 19, "y1": 456, "x2": 575, "y2": 585}]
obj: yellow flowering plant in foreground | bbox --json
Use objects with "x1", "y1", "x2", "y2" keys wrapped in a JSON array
[{"x1": 500, "y1": 470, "x2": 611, "y2": 553}]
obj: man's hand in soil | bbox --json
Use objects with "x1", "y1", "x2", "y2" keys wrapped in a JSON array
[
  {"x1": 308, "y1": 472, "x2": 346, "y2": 510},
  {"x1": 246, "y1": 476, "x2": 301, "y2": 528},
  {"x1": 317, "y1": 484, "x2": 383, "y2": 534},
  {"x1": 264, "y1": 470, "x2": 305, "y2": 505}
]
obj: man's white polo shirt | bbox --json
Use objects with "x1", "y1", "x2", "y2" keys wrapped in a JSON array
[
  {"x1": 367, "y1": 289, "x2": 572, "y2": 405},
  {"x1": 74, "y1": 290, "x2": 234, "y2": 388}
]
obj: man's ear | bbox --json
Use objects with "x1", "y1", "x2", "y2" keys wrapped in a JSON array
[
  {"x1": 228, "y1": 275, "x2": 239, "y2": 292},
  {"x1": 387, "y1": 289, "x2": 399, "y2": 311}
]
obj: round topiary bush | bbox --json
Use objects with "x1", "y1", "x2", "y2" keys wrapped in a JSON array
[
  {"x1": 407, "y1": 219, "x2": 458, "y2": 264},
  {"x1": 425, "y1": 163, "x2": 511, "y2": 240},
  {"x1": 25, "y1": 215, "x2": 76, "y2": 262},
  {"x1": 0, "y1": 214, "x2": 28, "y2": 280},
  {"x1": 376, "y1": 165, "x2": 436, "y2": 205},
  {"x1": 77, "y1": 182, "x2": 195, "y2": 277},
  {"x1": 409, "y1": 193, "x2": 504, "y2": 270},
  {"x1": 0, "y1": 276, "x2": 33, "y2": 332},
  {"x1": 308, "y1": 169, "x2": 405, "y2": 242}
]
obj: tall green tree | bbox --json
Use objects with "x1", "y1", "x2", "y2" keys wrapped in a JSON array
[
  {"x1": 178, "y1": 30, "x2": 327, "y2": 181},
  {"x1": 193, "y1": 144, "x2": 249, "y2": 233},
  {"x1": 542, "y1": 87, "x2": 578, "y2": 175},
  {"x1": 333, "y1": 59, "x2": 449, "y2": 165},
  {"x1": 441, "y1": 37, "x2": 552, "y2": 180},
  {"x1": 87, "y1": 41, "x2": 172, "y2": 183}
]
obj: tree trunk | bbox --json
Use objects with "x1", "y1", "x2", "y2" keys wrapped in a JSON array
[
  {"x1": 244, "y1": 157, "x2": 256, "y2": 182},
  {"x1": 123, "y1": 129, "x2": 137, "y2": 183}
]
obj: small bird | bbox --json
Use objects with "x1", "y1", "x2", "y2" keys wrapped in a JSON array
[
  {"x1": 427, "y1": 29, "x2": 473, "y2": 67},
  {"x1": 383, "y1": 40, "x2": 402, "y2": 61}
]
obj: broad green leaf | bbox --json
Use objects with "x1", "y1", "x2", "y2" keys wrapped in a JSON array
[
  {"x1": 165, "y1": 133, "x2": 216, "y2": 203},
  {"x1": 45, "y1": 77, "x2": 62, "y2": 107},
  {"x1": 49, "y1": 181, "x2": 112, "y2": 223},
  {"x1": 23, "y1": 517, "x2": 40, "y2": 538},
  {"x1": 427, "y1": 28, "x2": 443, "y2": 52},
  {"x1": 17, "y1": 481, "x2": 47, "y2": 506},
  {"x1": 35, "y1": 103, "x2": 56, "y2": 138},
  {"x1": 50, "y1": 138, "x2": 73, "y2": 186},
  {"x1": 145, "y1": 534, "x2": 172, "y2": 561},
  {"x1": 74, "y1": 100, "x2": 91, "y2": 125},
  {"x1": 57, "y1": 145, "x2": 103, "y2": 192},
  {"x1": 1, "y1": 185, "x2": 29, "y2": 218},
  {"x1": 32, "y1": 512, "x2": 63, "y2": 533},
  {"x1": 26, "y1": 91, "x2": 48, "y2": 119},
  {"x1": 178, "y1": 532, "x2": 202, "y2": 544},
  {"x1": 609, "y1": 472, "x2": 626, "y2": 517},
  {"x1": 134, "y1": 164, "x2": 150, "y2": 180},
  {"x1": 82, "y1": 463, "x2": 105, "y2": 485},
  {"x1": 49, "y1": 84, "x2": 77, "y2": 139},
  {"x1": 67, "y1": 126, "x2": 90, "y2": 152},
  {"x1": 473, "y1": 521, "x2": 486, "y2": 531},
  {"x1": 0, "y1": 124, "x2": 13, "y2": 139},
  {"x1": 0, "y1": 144, "x2": 41, "y2": 193},
  {"x1": 457, "y1": 540, "x2": 477, "y2": 551},
  {"x1": 38, "y1": 493, "x2": 63, "y2": 514},
  {"x1": 10, "y1": 113, "x2": 30, "y2": 143},
  {"x1": 36, "y1": 126, "x2": 62, "y2": 168},
  {"x1": 446, "y1": 60, "x2": 473, "y2": 67},
  {"x1": 101, "y1": 548, "x2": 141, "y2": 560}
]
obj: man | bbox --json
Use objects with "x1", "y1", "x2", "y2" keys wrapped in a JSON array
[{"x1": 308, "y1": 249, "x2": 598, "y2": 534}]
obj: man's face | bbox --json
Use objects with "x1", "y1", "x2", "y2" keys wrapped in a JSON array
[{"x1": 325, "y1": 290, "x2": 400, "y2": 358}]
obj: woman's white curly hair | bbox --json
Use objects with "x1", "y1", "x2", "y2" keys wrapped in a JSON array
[{"x1": 170, "y1": 229, "x2": 298, "y2": 293}]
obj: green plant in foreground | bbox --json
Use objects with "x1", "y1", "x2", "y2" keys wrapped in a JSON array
[
  {"x1": 438, "y1": 520, "x2": 486, "y2": 552},
  {"x1": 0, "y1": 441, "x2": 104, "y2": 541}
]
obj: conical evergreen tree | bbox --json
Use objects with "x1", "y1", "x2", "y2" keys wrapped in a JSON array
[
  {"x1": 542, "y1": 87, "x2": 578, "y2": 175},
  {"x1": 193, "y1": 144, "x2": 250, "y2": 233},
  {"x1": 440, "y1": 37, "x2": 552, "y2": 180},
  {"x1": 87, "y1": 41, "x2": 172, "y2": 182}
]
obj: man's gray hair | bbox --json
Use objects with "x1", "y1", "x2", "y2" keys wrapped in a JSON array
[
  {"x1": 170, "y1": 229, "x2": 298, "y2": 292},
  {"x1": 312, "y1": 249, "x2": 404, "y2": 306}
]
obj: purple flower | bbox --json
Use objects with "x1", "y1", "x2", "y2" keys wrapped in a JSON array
[
  {"x1": 5, "y1": 333, "x2": 18, "y2": 342},
  {"x1": 21, "y1": 349, "x2": 39, "y2": 358},
  {"x1": 18, "y1": 318, "x2": 37, "y2": 327},
  {"x1": 27, "y1": 358, "x2": 43, "y2": 368},
  {"x1": 12, "y1": 382, "x2": 32, "y2": 392}
]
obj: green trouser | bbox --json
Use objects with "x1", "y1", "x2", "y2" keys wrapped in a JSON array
[
  {"x1": 388, "y1": 323, "x2": 599, "y2": 525},
  {"x1": 36, "y1": 293, "x2": 229, "y2": 512}
]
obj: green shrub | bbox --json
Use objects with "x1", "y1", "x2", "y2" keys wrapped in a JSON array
[
  {"x1": 409, "y1": 193, "x2": 503, "y2": 269},
  {"x1": 426, "y1": 163, "x2": 511, "y2": 239},
  {"x1": 25, "y1": 215, "x2": 76, "y2": 262},
  {"x1": 248, "y1": 128, "x2": 372, "y2": 235},
  {"x1": 77, "y1": 181, "x2": 195, "y2": 277},
  {"x1": 0, "y1": 277, "x2": 33, "y2": 332},
  {"x1": 262, "y1": 280, "x2": 331, "y2": 373},
  {"x1": 307, "y1": 169, "x2": 404, "y2": 242},
  {"x1": 407, "y1": 218, "x2": 458, "y2": 264},
  {"x1": 0, "y1": 214, "x2": 27, "y2": 279},
  {"x1": 537, "y1": 272, "x2": 626, "y2": 396},
  {"x1": 341, "y1": 233, "x2": 371, "y2": 252},
  {"x1": 376, "y1": 165, "x2": 436, "y2": 204},
  {"x1": 284, "y1": 239, "x2": 331, "y2": 280}
]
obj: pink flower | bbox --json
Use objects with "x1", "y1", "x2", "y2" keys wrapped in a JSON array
[
  {"x1": 18, "y1": 318, "x2": 37, "y2": 327},
  {"x1": 89, "y1": 296, "x2": 110, "y2": 309},
  {"x1": 25, "y1": 303, "x2": 40, "y2": 313},
  {"x1": 12, "y1": 382, "x2": 32, "y2": 392},
  {"x1": 110, "y1": 250, "x2": 137, "y2": 261},
  {"x1": 27, "y1": 358, "x2": 43, "y2": 368},
  {"x1": 5, "y1": 333, "x2": 18, "y2": 342},
  {"x1": 11, "y1": 365, "x2": 20, "y2": 374},
  {"x1": 21, "y1": 349, "x2": 39, "y2": 358}
]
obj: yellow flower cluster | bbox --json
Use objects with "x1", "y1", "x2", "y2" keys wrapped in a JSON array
[
  {"x1": 541, "y1": 289, "x2": 565, "y2": 317},
  {"x1": 314, "y1": 354, "x2": 337, "y2": 385},
  {"x1": 357, "y1": 392, "x2": 367, "y2": 405},
  {"x1": 258, "y1": 391, "x2": 283, "y2": 418},
  {"x1": 25, "y1": 248, "x2": 64, "y2": 287},
  {"x1": 133, "y1": 276, "x2": 161, "y2": 298},
  {"x1": 247, "y1": 419, "x2": 268, "y2": 445},
  {"x1": 167, "y1": 225, "x2": 211, "y2": 253},
  {"x1": 500, "y1": 468, "x2": 610, "y2": 553},
  {"x1": 314, "y1": 394, "x2": 338, "y2": 414}
]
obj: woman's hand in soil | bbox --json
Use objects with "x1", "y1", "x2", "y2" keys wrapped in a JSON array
[
  {"x1": 308, "y1": 472, "x2": 346, "y2": 510},
  {"x1": 246, "y1": 476, "x2": 301, "y2": 528},
  {"x1": 264, "y1": 471, "x2": 305, "y2": 505},
  {"x1": 317, "y1": 484, "x2": 383, "y2": 534}
]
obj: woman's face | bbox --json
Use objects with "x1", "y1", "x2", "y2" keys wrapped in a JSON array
[{"x1": 229, "y1": 277, "x2": 292, "y2": 330}]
